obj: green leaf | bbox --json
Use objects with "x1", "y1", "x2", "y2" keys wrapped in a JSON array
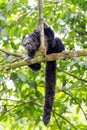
[
  {"x1": 11, "y1": 42, "x2": 19, "y2": 50},
  {"x1": 17, "y1": 72, "x2": 26, "y2": 82},
  {"x1": 76, "y1": 106, "x2": 80, "y2": 114}
]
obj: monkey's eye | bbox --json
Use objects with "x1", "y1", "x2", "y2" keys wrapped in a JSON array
[
  {"x1": 23, "y1": 42, "x2": 27, "y2": 46},
  {"x1": 24, "y1": 42, "x2": 27, "y2": 46}
]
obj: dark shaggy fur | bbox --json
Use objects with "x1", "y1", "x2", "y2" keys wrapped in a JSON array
[{"x1": 23, "y1": 23, "x2": 65, "y2": 125}]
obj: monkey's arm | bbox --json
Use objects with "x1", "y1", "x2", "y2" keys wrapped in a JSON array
[
  {"x1": 54, "y1": 37, "x2": 65, "y2": 53},
  {"x1": 23, "y1": 33, "x2": 41, "y2": 71}
]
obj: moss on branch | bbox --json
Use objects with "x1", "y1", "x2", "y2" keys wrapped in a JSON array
[{"x1": 0, "y1": 49, "x2": 87, "y2": 71}]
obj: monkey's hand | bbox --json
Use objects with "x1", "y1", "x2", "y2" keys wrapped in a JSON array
[
  {"x1": 24, "y1": 56, "x2": 32, "y2": 62},
  {"x1": 62, "y1": 50, "x2": 69, "y2": 54}
]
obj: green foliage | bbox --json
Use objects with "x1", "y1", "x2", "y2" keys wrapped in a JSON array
[{"x1": 0, "y1": 0, "x2": 87, "y2": 130}]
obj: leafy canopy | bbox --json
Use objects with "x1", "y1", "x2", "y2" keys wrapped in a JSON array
[{"x1": 0, "y1": 0, "x2": 87, "y2": 130}]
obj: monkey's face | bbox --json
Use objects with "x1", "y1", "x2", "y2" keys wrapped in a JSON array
[{"x1": 23, "y1": 33, "x2": 40, "y2": 52}]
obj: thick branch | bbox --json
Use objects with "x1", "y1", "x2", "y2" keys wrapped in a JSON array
[{"x1": 0, "y1": 50, "x2": 87, "y2": 71}]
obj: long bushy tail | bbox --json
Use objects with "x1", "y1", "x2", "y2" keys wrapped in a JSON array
[{"x1": 43, "y1": 61, "x2": 56, "y2": 125}]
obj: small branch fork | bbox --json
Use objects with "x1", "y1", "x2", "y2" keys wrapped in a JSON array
[
  {"x1": 0, "y1": 49, "x2": 23, "y2": 57},
  {"x1": 0, "y1": 49, "x2": 24, "y2": 63}
]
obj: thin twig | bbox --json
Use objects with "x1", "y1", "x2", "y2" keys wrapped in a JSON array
[
  {"x1": 57, "y1": 68, "x2": 87, "y2": 83},
  {"x1": 0, "y1": 98, "x2": 20, "y2": 102},
  {"x1": 0, "y1": 49, "x2": 23, "y2": 57},
  {"x1": 10, "y1": 57, "x2": 24, "y2": 63},
  {"x1": 53, "y1": 111, "x2": 61, "y2": 129},
  {"x1": 0, "y1": 55, "x2": 9, "y2": 63},
  {"x1": 54, "y1": 111, "x2": 77, "y2": 130},
  {"x1": 0, "y1": 96, "x2": 44, "y2": 116},
  {"x1": 44, "y1": 0, "x2": 60, "y2": 4},
  {"x1": 9, "y1": 10, "x2": 32, "y2": 28},
  {"x1": 63, "y1": 90, "x2": 87, "y2": 120}
]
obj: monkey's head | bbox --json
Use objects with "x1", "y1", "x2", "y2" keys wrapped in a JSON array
[{"x1": 23, "y1": 32, "x2": 40, "y2": 52}]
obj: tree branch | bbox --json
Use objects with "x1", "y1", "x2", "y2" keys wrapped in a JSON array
[
  {"x1": 53, "y1": 111, "x2": 77, "y2": 130},
  {"x1": 38, "y1": 0, "x2": 46, "y2": 55},
  {"x1": 0, "y1": 49, "x2": 24, "y2": 58},
  {"x1": 0, "y1": 96, "x2": 43, "y2": 116},
  {"x1": 57, "y1": 68, "x2": 87, "y2": 83},
  {"x1": 9, "y1": 10, "x2": 34, "y2": 28},
  {"x1": 0, "y1": 50, "x2": 87, "y2": 71},
  {"x1": 44, "y1": 0, "x2": 60, "y2": 4},
  {"x1": 62, "y1": 90, "x2": 87, "y2": 120}
]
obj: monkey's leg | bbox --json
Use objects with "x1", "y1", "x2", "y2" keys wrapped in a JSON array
[{"x1": 25, "y1": 56, "x2": 41, "y2": 71}]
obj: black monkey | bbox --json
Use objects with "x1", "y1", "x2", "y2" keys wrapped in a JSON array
[{"x1": 23, "y1": 23, "x2": 65, "y2": 125}]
